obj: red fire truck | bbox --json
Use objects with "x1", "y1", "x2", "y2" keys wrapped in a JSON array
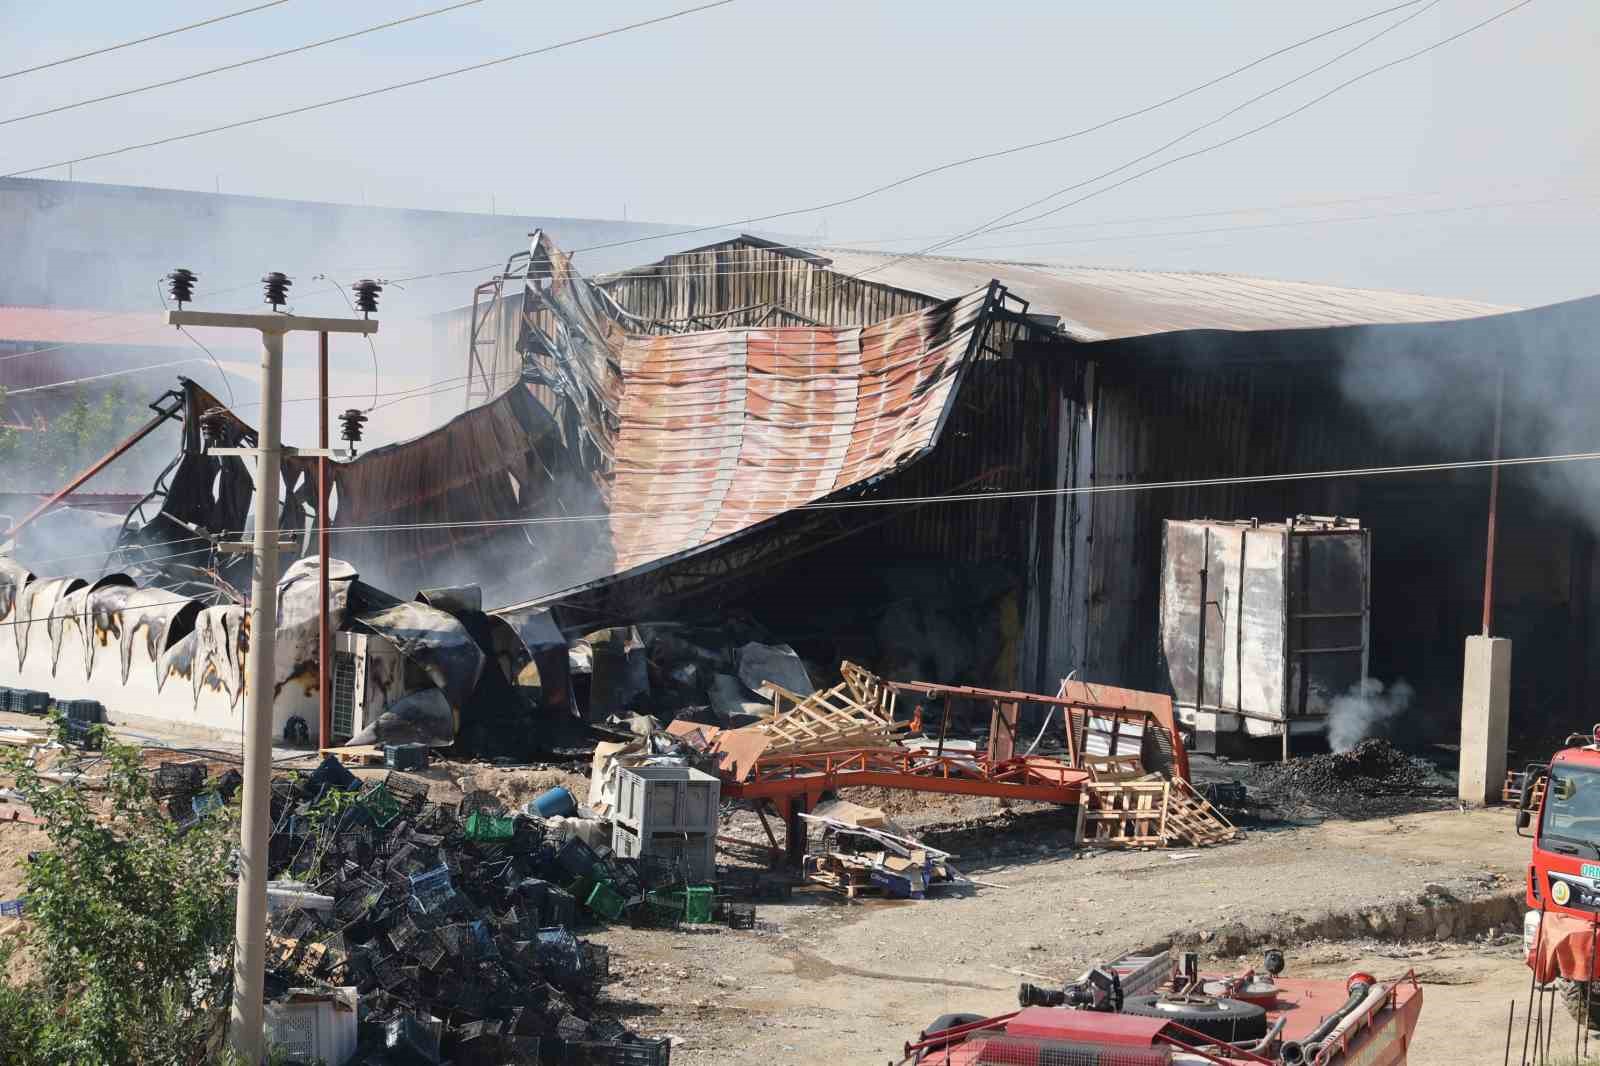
[
  {"x1": 1516, "y1": 729, "x2": 1600, "y2": 1026},
  {"x1": 899, "y1": 949, "x2": 1422, "y2": 1065}
]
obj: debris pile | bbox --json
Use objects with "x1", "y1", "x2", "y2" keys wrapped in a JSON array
[
  {"x1": 1246, "y1": 738, "x2": 1451, "y2": 817},
  {"x1": 258, "y1": 756, "x2": 685, "y2": 1065},
  {"x1": 799, "y1": 811, "x2": 962, "y2": 900}
]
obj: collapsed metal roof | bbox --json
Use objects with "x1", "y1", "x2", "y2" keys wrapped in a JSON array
[{"x1": 624, "y1": 237, "x2": 1512, "y2": 342}]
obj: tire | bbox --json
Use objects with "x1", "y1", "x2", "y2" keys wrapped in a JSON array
[
  {"x1": 1120, "y1": 993, "x2": 1270, "y2": 1043},
  {"x1": 1560, "y1": 979, "x2": 1600, "y2": 1029}
]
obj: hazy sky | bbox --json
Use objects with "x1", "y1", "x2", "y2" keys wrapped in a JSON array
[{"x1": 2, "y1": 0, "x2": 1595, "y2": 308}]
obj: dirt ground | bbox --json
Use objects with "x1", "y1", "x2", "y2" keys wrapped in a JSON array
[
  {"x1": 587, "y1": 806, "x2": 1533, "y2": 1066},
  {"x1": 0, "y1": 714, "x2": 1553, "y2": 1064}
]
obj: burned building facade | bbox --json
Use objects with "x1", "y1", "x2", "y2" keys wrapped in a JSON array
[{"x1": 444, "y1": 235, "x2": 1600, "y2": 747}]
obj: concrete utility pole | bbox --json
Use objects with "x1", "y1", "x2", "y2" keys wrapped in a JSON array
[
  {"x1": 163, "y1": 299, "x2": 376, "y2": 1063},
  {"x1": 1460, "y1": 367, "x2": 1511, "y2": 806}
]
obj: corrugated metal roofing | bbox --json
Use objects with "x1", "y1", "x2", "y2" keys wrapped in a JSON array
[
  {"x1": 606, "y1": 287, "x2": 992, "y2": 572},
  {"x1": 779, "y1": 245, "x2": 1514, "y2": 341}
]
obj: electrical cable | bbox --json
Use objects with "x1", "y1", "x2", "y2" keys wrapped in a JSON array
[
  {"x1": 0, "y1": 0, "x2": 293, "y2": 82},
  {"x1": 312, "y1": 275, "x2": 381, "y2": 410},
  {"x1": 885, "y1": 0, "x2": 1538, "y2": 274},
  {"x1": 3, "y1": 0, "x2": 746, "y2": 179},
  {"x1": 11, "y1": 447, "x2": 1600, "y2": 615},
  {"x1": 3, "y1": 358, "x2": 210, "y2": 395},
  {"x1": 157, "y1": 278, "x2": 237, "y2": 406},
  {"x1": 549, "y1": 0, "x2": 1436, "y2": 259},
  {"x1": 848, "y1": 0, "x2": 1456, "y2": 282},
  {"x1": 172, "y1": 447, "x2": 1600, "y2": 541},
  {"x1": 0, "y1": 0, "x2": 492, "y2": 128},
  {"x1": 955, "y1": 194, "x2": 1600, "y2": 255}
]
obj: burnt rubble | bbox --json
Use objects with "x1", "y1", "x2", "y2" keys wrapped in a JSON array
[
  {"x1": 252, "y1": 757, "x2": 689, "y2": 1066},
  {"x1": 1242, "y1": 738, "x2": 1452, "y2": 818}
]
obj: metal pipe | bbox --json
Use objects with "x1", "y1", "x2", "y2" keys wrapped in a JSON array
[
  {"x1": 229, "y1": 328, "x2": 283, "y2": 1062},
  {"x1": 318, "y1": 331, "x2": 331, "y2": 749},
  {"x1": 7, "y1": 397, "x2": 179, "y2": 536},
  {"x1": 1196, "y1": 530, "x2": 1210, "y2": 722},
  {"x1": 1483, "y1": 365, "x2": 1505, "y2": 636}
]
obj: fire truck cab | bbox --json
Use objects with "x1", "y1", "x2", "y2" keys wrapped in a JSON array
[{"x1": 1518, "y1": 727, "x2": 1600, "y2": 1025}]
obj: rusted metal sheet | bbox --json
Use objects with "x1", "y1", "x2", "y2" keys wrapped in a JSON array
[{"x1": 603, "y1": 286, "x2": 992, "y2": 575}]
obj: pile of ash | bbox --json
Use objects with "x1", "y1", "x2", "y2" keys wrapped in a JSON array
[{"x1": 1243, "y1": 738, "x2": 1453, "y2": 818}]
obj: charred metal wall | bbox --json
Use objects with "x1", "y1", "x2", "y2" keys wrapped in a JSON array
[
  {"x1": 598, "y1": 238, "x2": 938, "y2": 329},
  {"x1": 1073, "y1": 306, "x2": 1600, "y2": 738}
]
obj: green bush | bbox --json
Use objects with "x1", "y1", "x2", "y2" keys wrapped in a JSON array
[{"x1": 0, "y1": 718, "x2": 240, "y2": 1065}]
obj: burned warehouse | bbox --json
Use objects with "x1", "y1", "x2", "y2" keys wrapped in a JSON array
[{"x1": 6, "y1": 232, "x2": 1600, "y2": 759}]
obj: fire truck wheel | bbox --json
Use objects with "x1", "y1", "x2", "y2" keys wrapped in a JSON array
[
  {"x1": 1559, "y1": 979, "x2": 1600, "y2": 1028},
  {"x1": 1120, "y1": 993, "x2": 1270, "y2": 1042}
]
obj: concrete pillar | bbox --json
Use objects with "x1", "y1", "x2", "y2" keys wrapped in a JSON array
[{"x1": 1459, "y1": 636, "x2": 1512, "y2": 805}]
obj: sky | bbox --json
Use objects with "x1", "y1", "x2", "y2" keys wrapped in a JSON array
[{"x1": 1, "y1": 0, "x2": 1596, "y2": 309}]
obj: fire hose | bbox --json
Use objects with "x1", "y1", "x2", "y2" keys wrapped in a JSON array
[{"x1": 1279, "y1": 974, "x2": 1376, "y2": 1065}]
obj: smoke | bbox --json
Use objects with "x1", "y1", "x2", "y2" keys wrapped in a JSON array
[
  {"x1": 1327, "y1": 677, "x2": 1414, "y2": 753},
  {"x1": 1336, "y1": 298, "x2": 1600, "y2": 536}
]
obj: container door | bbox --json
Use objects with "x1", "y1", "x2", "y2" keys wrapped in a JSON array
[{"x1": 1287, "y1": 530, "x2": 1369, "y2": 719}]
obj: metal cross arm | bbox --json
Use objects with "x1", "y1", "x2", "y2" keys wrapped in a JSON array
[
  {"x1": 163, "y1": 309, "x2": 378, "y2": 335},
  {"x1": 210, "y1": 445, "x2": 352, "y2": 459},
  {"x1": 162, "y1": 298, "x2": 376, "y2": 1062}
]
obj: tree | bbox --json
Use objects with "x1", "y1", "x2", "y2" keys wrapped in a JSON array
[{"x1": 0, "y1": 719, "x2": 240, "y2": 1065}]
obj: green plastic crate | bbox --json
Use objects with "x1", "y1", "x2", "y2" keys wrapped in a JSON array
[
  {"x1": 585, "y1": 879, "x2": 626, "y2": 921},
  {"x1": 646, "y1": 885, "x2": 716, "y2": 924},
  {"x1": 683, "y1": 885, "x2": 715, "y2": 924},
  {"x1": 463, "y1": 810, "x2": 516, "y2": 842},
  {"x1": 361, "y1": 783, "x2": 403, "y2": 828}
]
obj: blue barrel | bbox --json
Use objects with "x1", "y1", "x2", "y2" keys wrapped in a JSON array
[{"x1": 530, "y1": 786, "x2": 577, "y2": 819}]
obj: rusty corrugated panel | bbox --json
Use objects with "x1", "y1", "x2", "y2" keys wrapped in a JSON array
[{"x1": 602, "y1": 287, "x2": 991, "y2": 574}]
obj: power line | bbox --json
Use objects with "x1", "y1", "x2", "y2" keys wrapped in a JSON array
[
  {"x1": 0, "y1": 0, "x2": 491, "y2": 128},
  {"x1": 0, "y1": 0, "x2": 293, "y2": 82},
  {"x1": 12, "y1": 447, "x2": 1600, "y2": 613},
  {"x1": 824, "y1": 183, "x2": 1572, "y2": 246},
  {"x1": 957, "y1": 193, "x2": 1598, "y2": 255},
  {"x1": 906, "y1": 0, "x2": 1538, "y2": 267},
  {"x1": 226, "y1": 447, "x2": 1600, "y2": 540},
  {"x1": 851, "y1": 0, "x2": 1453, "y2": 282},
  {"x1": 3, "y1": 0, "x2": 746, "y2": 179},
  {"x1": 3, "y1": 357, "x2": 210, "y2": 394},
  {"x1": 558, "y1": 0, "x2": 1435, "y2": 259},
  {"x1": 157, "y1": 278, "x2": 237, "y2": 407}
]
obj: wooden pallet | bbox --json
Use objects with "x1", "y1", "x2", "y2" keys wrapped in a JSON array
[
  {"x1": 757, "y1": 669, "x2": 902, "y2": 757},
  {"x1": 1162, "y1": 777, "x2": 1239, "y2": 846},
  {"x1": 1084, "y1": 754, "x2": 1146, "y2": 781},
  {"x1": 1077, "y1": 775, "x2": 1238, "y2": 849},
  {"x1": 319, "y1": 744, "x2": 385, "y2": 766},
  {"x1": 1080, "y1": 779, "x2": 1169, "y2": 847}
]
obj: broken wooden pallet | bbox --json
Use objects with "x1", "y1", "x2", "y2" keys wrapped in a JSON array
[
  {"x1": 1083, "y1": 754, "x2": 1146, "y2": 781},
  {"x1": 1162, "y1": 776, "x2": 1239, "y2": 846},
  {"x1": 1077, "y1": 775, "x2": 1238, "y2": 849},
  {"x1": 755, "y1": 668, "x2": 903, "y2": 756},
  {"x1": 319, "y1": 744, "x2": 385, "y2": 766}
]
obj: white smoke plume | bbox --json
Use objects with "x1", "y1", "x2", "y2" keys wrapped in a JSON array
[{"x1": 1327, "y1": 678, "x2": 1414, "y2": 753}]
